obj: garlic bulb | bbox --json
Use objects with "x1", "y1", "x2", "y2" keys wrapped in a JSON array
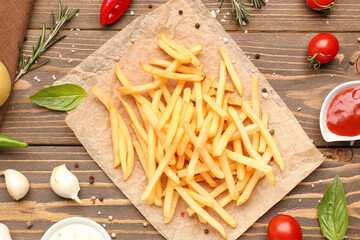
[
  {"x1": 50, "y1": 164, "x2": 82, "y2": 203},
  {"x1": 0, "y1": 169, "x2": 30, "y2": 201},
  {"x1": 0, "y1": 223, "x2": 12, "y2": 240}
]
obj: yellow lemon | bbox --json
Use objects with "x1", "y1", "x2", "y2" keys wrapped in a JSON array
[{"x1": 0, "y1": 61, "x2": 11, "y2": 107}]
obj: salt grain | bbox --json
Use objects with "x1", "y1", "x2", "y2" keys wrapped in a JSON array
[
  {"x1": 103, "y1": 224, "x2": 106, "y2": 228},
  {"x1": 231, "y1": 60, "x2": 235, "y2": 64},
  {"x1": 223, "y1": 37, "x2": 229, "y2": 43},
  {"x1": 262, "y1": 92, "x2": 269, "y2": 99},
  {"x1": 76, "y1": 28, "x2": 80, "y2": 31},
  {"x1": 70, "y1": 28, "x2": 74, "y2": 31},
  {"x1": 75, "y1": 33, "x2": 78, "y2": 36},
  {"x1": 143, "y1": 222, "x2": 148, "y2": 227},
  {"x1": 226, "y1": 12, "x2": 230, "y2": 15},
  {"x1": 76, "y1": 13, "x2": 79, "y2": 17},
  {"x1": 71, "y1": 50, "x2": 75, "y2": 53},
  {"x1": 221, "y1": 19, "x2": 226, "y2": 22},
  {"x1": 52, "y1": 75, "x2": 57, "y2": 80},
  {"x1": 224, "y1": 15, "x2": 227, "y2": 19},
  {"x1": 319, "y1": 179, "x2": 323, "y2": 183},
  {"x1": 98, "y1": 211, "x2": 101, "y2": 215},
  {"x1": 248, "y1": 56, "x2": 251, "y2": 59},
  {"x1": 299, "y1": 198, "x2": 302, "y2": 203},
  {"x1": 68, "y1": 59, "x2": 73, "y2": 63},
  {"x1": 242, "y1": 21, "x2": 247, "y2": 26},
  {"x1": 350, "y1": 140, "x2": 355, "y2": 146},
  {"x1": 312, "y1": 184, "x2": 314, "y2": 188},
  {"x1": 59, "y1": 53, "x2": 62, "y2": 58},
  {"x1": 72, "y1": 45, "x2": 75, "y2": 48},
  {"x1": 211, "y1": 10, "x2": 217, "y2": 18},
  {"x1": 108, "y1": 215, "x2": 113, "y2": 221},
  {"x1": 251, "y1": 69, "x2": 256, "y2": 73},
  {"x1": 56, "y1": 21, "x2": 58, "y2": 24},
  {"x1": 296, "y1": 164, "x2": 300, "y2": 168},
  {"x1": 244, "y1": 30, "x2": 248, "y2": 34},
  {"x1": 215, "y1": 9, "x2": 220, "y2": 14},
  {"x1": 318, "y1": 200, "x2": 321, "y2": 203},
  {"x1": 326, "y1": 20, "x2": 329, "y2": 24},
  {"x1": 330, "y1": 75, "x2": 333, "y2": 78},
  {"x1": 130, "y1": 11, "x2": 135, "y2": 16},
  {"x1": 111, "y1": 233, "x2": 116, "y2": 238},
  {"x1": 219, "y1": 37, "x2": 223, "y2": 40},
  {"x1": 297, "y1": 107, "x2": 302, "y2": 111}
]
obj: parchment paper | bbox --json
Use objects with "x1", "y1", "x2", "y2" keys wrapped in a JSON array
[{"x1": 57, "y1": 0, "x2": 325, "y2": 239}]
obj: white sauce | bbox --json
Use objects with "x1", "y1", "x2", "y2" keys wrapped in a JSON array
[{"x1": 49, "y1": 223, "x2": 106, "y2": 240}]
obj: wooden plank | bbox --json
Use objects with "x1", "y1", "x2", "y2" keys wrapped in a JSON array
[
  {"x1": 28, "y1": 0, "x2": 360, "y2": 32},
  {"x1": 4, "y1": 30, "x2": 359, "y2": 147},
  {"x1": 0, "y1": 146, "x2": 359, "y2": 239}
]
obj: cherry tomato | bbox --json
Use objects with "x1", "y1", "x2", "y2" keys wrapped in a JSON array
[
  {"x1": 100, "y1": 0, "x2": 132, "y2": 25},
  {"x1": 267, "y1": 215, "x2": 303, "y2": 240},
  {"x1": 305, "y1": 0, "x2": 335, "y2": 13},
  {"x1": 308, "y1": 33, "x2": 339, "y2": 69}
]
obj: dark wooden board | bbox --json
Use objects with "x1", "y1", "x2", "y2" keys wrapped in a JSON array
[
  {"x1": 28, "y1": 0, "x2": 360, "y2": 32},
  {"x1": 3, "y1": 30, "x2": 360, "y2": 147},
  {"x1": 0, "y1": 146, "x2": 359, "y2": 240}
]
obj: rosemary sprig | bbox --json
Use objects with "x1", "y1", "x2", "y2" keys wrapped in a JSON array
[
  {"x1": 15, "y1": 0, "x2": 79, "y2": 82},
  {"x1": 219, "y1": 0, "x2": 265, "y2": 26}
]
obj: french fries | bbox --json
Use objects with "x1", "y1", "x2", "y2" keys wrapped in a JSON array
[{"x1": 94, "y1": 33, "x2": 285, "y2": 239}]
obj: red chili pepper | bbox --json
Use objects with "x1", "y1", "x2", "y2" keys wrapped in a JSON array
[{"x1": 100, "y1": 0, "x2": 132, "y2": 25}]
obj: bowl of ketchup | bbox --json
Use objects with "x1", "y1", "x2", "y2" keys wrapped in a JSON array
[{"x1": 320, "y1": 80, "x2": 360, "y2": 142}]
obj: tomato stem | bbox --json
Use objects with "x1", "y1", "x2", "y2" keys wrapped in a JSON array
[
  {"x1": 307, "y1": 0, "x2": 335, "y2": 14},
  {"x1": 308, "y1": 53, "x2": 330, "y2": 69}
]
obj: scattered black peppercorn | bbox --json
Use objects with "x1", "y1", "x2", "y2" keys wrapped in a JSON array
[
  {"x1": 89, "y1": 175, "x2": 95, "y2": 184},
  {"x1": 179, "y1": 10, "x2": 183, "y2": 15},
  {"x1": 195, "y1": 23, "x2": 200, "y2": 29},
  {"x1": 26, "y1": 221, "x2": 33, "y2": 229},
  {"x1": 255, "y1": 54, "x2": 261, "y2": 59},
  {"x1": 262, "y1": 88, "x2": 267, "y2": 93},
  {"x1": 204, "y1": 229, "x2": 209, "y2": 234},
  {"x1": 269, "y1": 129, "x2": 275, "y2": 135},
  {"x1": 74, "y1": 163, "x2": 79, "y2": 168},
  {"x1": 24, "y1": 37, "x2": 28, "y2": 42},
  {"x1": 148, "y1": 4, "x2": 152, "y2": 8},
  {"x1": 99, "y1": 196, "x2": 104, "y2": 202}
]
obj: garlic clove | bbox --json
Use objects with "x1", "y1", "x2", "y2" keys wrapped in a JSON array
[
  {"x1": 0, "y1": 223, "x2": 12, "y2": 240},
  {"x1": 50, "y1": 164, "x2": 82, "y2": 203},
  {"x1": 0, "y1": 169, "x2": 30, "y2": 201}
]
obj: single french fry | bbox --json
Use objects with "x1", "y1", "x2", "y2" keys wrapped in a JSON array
[
  {"x1": 172, "y1": 183, "x2": 227, "y2": 239},
  {"x1": 211, "y1": 82, "x2": 235, "y2": 92},
  {"x1": 159, "y1": 33, "x2": 202, "y2": 67},
  {"x1": 233, "y1": 140, "x2": 245, "y2": 181},
  {"x1": 229, "y1": 123, "x2": 259, "y2": 142},
  {"x1": 108, "y1": 97, "x2": 121, "y2": 168},
  {"x1": 219, "y1": 48, "x2": 243, "y2": 96},
  {"x1": 219, "y1": 152, "x2": 238, "y2": 200},
  {"x1": 165, "y1": 98, "x2": 182, "y2": 147},
  {"x1": 200, "y1": 172, "x2": 218, "y2": 188},
  {"x1": 157, "y1": 81, "x2": 186, "y2": 130},
  {"x1": 140, "y1": 62, "x2": 204, "y2": 82},
  {"x1": 157, "y1": 138, "x2": 164, "y2": 159},
  {"x1": 158, "y1": 38, "x2": 192, "y2": 64},
  {"x1": 195, "y1": 111, "x2": 214, "y2": 148},
  {"x1": 209, "y1": 61, "x2": 227, "y2": 137},
  {"x1": 116, "y1": 79, "x2": 162, "y2": 95},
  {"x1": 194, "y1": 82, "x2": 204, "y2": 131},
  {"x1": 186, "y1": 150, "x2": 199, "y2": 181},
  {"x1": 133, "y1": 140, "x2": 148, "y2": 176},
  {"x1": 212, "y1": 93, "x2": 230, "y2": 155},
  {"x1": 163, "y1": 179, "x2": 174, "y2": 218},
  {"x1": 176, "y1": 154, "x2": 186, "y2": 170},
  {"x1": 188, "y1": 180, "x2": 237, "y2": 228},
  {"x1": 227, "y1": 98, "x2": 243, "y2": 107},
  {"x1": 149, "y1": 59, "x2": 205, "y2": 75},
  {"x1": 251, "y1": 73, "x2": 261, "y2": 151},
  {"x1": 118, "y1": 96, "x2": 148, "y2": 144},
  {"x1": 258, "y1": 111, "x2": 269, "y2": 153},
  {"x1": 203, "y1": 94, "x2": 228, "y2": 119},
  {"x1": 91, "y1": 86, "x2": 109, "y2": 110},
  {"x1": 183, "y1": 87, "x2": 192, "y2": 103},
  {"x1": 155, "y1": 181, "x2": 163, "y2": 207},
  {"x1": 242, "y1": 102, "x2": 285, "y2": 171},
  {"x1": 164, "y1": 191, "x2": 180, "y2": 224}
]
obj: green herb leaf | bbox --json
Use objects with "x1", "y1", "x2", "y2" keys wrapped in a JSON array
[
  {"x1": 29, "y1": 84, "x2": 87, "y2": 111},
  {"x1": 318, "y1": 175, "x2": 348, "y2": 240}
]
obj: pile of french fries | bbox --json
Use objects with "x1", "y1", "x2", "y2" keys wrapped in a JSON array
[{"x1": 91, "y1": 33, "x2": 284, "y2": 239}]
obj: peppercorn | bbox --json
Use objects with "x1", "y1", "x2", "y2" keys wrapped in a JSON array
[
  {"x1": 269, "y1": 129, "x2": 275, "y2": 135},
  {"x1": 204, "y1": 229, "x2": 209, "y2": 234},
  {"x1": 74, "y1": 163, "x2": 79, "y2": 168},
  {"x1": 349, "y1": 58, "x2": 355, "y2": 65},
  {"x1": 26, "y1": 221, "x2": 33, "y2": 229},
  {"x1": 99, "y1": 196, "x2": 104, "y2": 202},
  {"x1": 255, "y1": 54, "x2": 261, "y2": 59},
  {"x1": 148, "y1": 4, "x2": 152, "y2": 8},
  {"x1": 195, "y1": 23, "x2": 200, "y2": 29},
  {"x1": 262, "y1": 88, "x2": 267, "y2": 93},
  {"x1": 178, "y1": 10, "x2": 183, "y2": 15},
  {"x1": 24, "y1": 37, "x2": 28, "y2": 42}
]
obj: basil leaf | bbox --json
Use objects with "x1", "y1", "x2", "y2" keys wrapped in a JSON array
[
  {"x1": 29, "y1": 84, "x2": 87, "y2": 111},
  {"x1": 318, "y1": 175, "x2": 348, "y2": 240}
]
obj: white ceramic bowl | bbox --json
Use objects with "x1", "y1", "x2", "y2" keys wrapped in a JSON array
[
  {"x1": 41, "y1": 217, "x2": 111, "y2": 240},
  {"x1": 320, "y1": 80, "x2": 360, "y2": 142}
]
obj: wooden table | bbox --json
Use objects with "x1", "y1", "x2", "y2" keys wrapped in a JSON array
[{"x1": 1, "y1": 0, "x2": 360, "y2": 239}]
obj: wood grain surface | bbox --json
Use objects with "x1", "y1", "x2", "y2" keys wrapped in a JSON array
[{"x1": 1, "y1": 0, "x2": 360, "y2": 239}]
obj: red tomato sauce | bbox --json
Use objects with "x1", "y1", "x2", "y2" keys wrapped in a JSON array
[{"x1": 326, "y1": 85, "x2": 360, "y2": 136}]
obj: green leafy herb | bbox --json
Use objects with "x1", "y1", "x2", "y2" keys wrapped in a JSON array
[
  {"x1": 29, "y1": 84, "x2": 87, "y2": 111},
  {"x1": 15, "y1": 0, "x2": 79, "y2": 82},
  {"x1": 219, "y1": 0, "x2": 265, "y2": 26},
  {"x1": 318, "y1": 175, "x2": 348, "y2": 240}
]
